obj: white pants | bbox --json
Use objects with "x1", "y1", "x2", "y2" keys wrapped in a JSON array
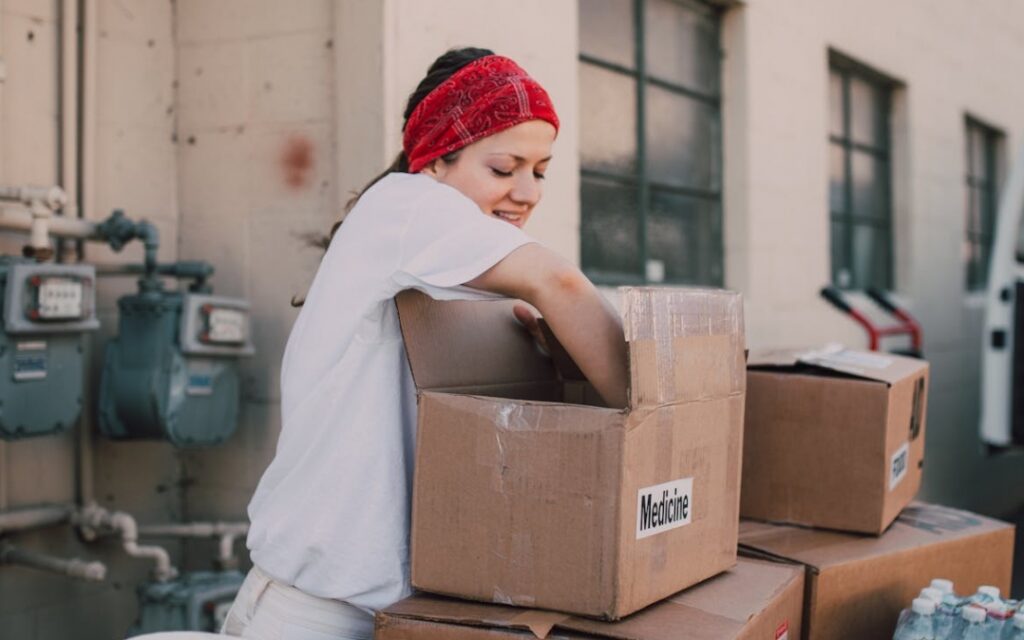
[{"x1": 220, "y1": 566, "x2": 375, "y2": 640}]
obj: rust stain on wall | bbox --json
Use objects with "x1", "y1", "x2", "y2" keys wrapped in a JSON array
[{"x1": 281, "y1": 135, "x2": 314, "y2": 189}]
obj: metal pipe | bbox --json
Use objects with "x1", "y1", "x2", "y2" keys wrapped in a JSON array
[
  {"x1": 0, "y1": 542, "x2": 106, "y2": 581},
  {"x1": 75, "y1": 504, "x2": 177, "y2": 582},
  {"x1": 138, "y1": 522, "x2": 248, "y2": 569},
  {"x1": 0, "y1": 206, "x2": 97, "y2": 239},
  {"x1": 0, "y1": 504, "x2": 74, "y2": 535},
  {"x1": 59, "y1": 0, "x2": 80, "y2": 262}
]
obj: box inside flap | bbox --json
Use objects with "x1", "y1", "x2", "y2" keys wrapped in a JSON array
[
  {"x1": 738, "y1": 503, "x2": 1012, "y2": 571},
  {"x1": 747, "y1": 345, "x2": 927, "y2": 385},
  {"x1": 396, "y1": 289, "x2": 556, "y2": 391},
  {"x1": 621, "y1": 287, "x2": 745, "y2": 408}
]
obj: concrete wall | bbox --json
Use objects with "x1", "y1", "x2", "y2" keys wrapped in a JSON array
[
  {"x1": 721, "y1": 0, "x2": 1024, "y2": 514},
  {"x1": 0, "y1": 0, "x2": 184, "y2": 637}
]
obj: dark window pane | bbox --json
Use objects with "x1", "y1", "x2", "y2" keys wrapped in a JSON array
[
  {"x1": 851, "y1": 224, "x2": 890, "y2": 289},
  {"x1": 579, "y1": 0, "x2": 634, "y2": 69},
  {"x1": 645, "y1": 85, "x2": 718, "y2": 189},
  {"x1": 829, "y1": 71, "x2": 845, "y2": 138},
  {"x1": 580, "y1": 63, "x2": 638, "y2": 175},
  {"x1": 969, "y1": 125, "x2": 986, "y2": 180},
  {"x1": 581, "y1": 177, "x2": 641, "y2": 277},
  {"x1": 644, "y1": 0, "x2": 718, "y2": 94},
  {"x1": 647, "y1": 189, "x2": 718, "y2": 284},
  {"x1": 849, "y1": 76, "x2": 881, "y2": 147},
  {"x1": 966, "y1": 185, "x2": 982, "y2": 235},
  {"x1": 851, "y1": 151, "x2": 885, "y2": 220},
  {"x1": 831, "y1": 220, "x2": 851, "y2": 289},
  {"x1": 830, "y1": 143, "x2": 846, "y2": 213}
]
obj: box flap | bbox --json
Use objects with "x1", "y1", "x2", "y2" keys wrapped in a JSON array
[
  {"x1": 738, "y1": 502, "x2": 1013, "y2": 571},
  {"x1": 382, "y1": 558, "x2": 801, "y2": 639},
  {"x1": 747, "y1": 345, "x2": 927, "y2": 385},
  {"x1": 621, "y1": 287, "x2": 745, "y2": 409},
  {"x1": 396, "y1": 289, "x2": 556, "y2": 390}
]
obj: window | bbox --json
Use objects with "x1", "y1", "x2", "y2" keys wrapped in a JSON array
[
  {"x1": 579, "y1": 0, "x2": 723, "y2": 285},
  {"x1": 828, "y1": 53, "x2": 894, "y2": 290},
  {"x1": 964, "y1": 117, "x2": 1002, "y2": 290}
]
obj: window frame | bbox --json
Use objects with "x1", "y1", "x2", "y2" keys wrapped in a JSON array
[
  {"x1": 828, "y1": 51, "x2": 896, "y2": 291},
  {"x1": 964, "y1": 115, "x2": 1002, "y2": 291},
  {"x1": 578, "y1": 0, "x2": 724, "y2": 286}
]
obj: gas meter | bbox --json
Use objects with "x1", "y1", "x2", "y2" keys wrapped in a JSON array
[
  {"x1": 99, "y1": 286, "x2": 253, "y2": 447},
  {"x1": 0, "y1": 258, "x2": 99, "y2": 439}
]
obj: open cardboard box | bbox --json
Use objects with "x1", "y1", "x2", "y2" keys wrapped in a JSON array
[
  {"x1": 397, "y1": 287, "x2": 745, "y2": 619},
  {"x1": 375, "y1": 557, "x2": 804, "y2": 639},
  {"x1": 742, "y1": 347, "x2": 929, "y2": 534}
]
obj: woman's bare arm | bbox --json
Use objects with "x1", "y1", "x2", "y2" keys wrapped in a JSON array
[{"x1": 465, "y1": 243, "x2": 628, "y2": 409}]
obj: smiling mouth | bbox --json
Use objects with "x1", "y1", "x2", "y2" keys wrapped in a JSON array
[{"x1": 493, "y1": 211, "x2": 525, "y2": 227}]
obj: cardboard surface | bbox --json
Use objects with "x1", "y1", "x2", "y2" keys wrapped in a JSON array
[
  {"x1": 738, "y1": 502, "x2": 1016, "y2": 640},
  {"x1": 741, "y1": 347, "x2": 929, "y2": 533},
  {"x1": 398, "y1": 287, "x2": 746, "y2": 619},
  {"x1": 375, "y1": 557, "x2": 804, "y2": 640}
]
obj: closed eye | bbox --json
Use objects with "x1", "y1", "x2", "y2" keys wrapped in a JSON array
[{"x1": 490, "y1": 168, "x2": 513, "y2": 177}]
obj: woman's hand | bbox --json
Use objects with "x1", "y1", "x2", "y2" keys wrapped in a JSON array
[
  {"x1": 465, "y1": 243, "x2": 628, "y2": 409},
  {"x1": 512, "y1": 304, "x2": 550, "y2": 356}
]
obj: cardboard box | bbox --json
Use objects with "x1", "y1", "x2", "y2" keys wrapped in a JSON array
[
  {"x1": 742, "y1": 347, "x2": 929, "y2": 534},
  {"x1": 397, "y1": 287, "x2": 746, "y2": 619},
  {"x1": 738, "y1": 502, "x2": 1016, "y2": 640},
  {"x1": 375, "y1": 557, "x2": 804, "y2": 640}
]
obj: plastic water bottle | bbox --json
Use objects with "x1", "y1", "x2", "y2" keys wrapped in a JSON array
[
  {"x1": 894, "y1": 598, "x2": 937, "y2": 640},
  {"x1": 957, "y1": 604, "x2": 995, "y2": 640},
  {"x1": 1002, "y1": 613, "x2": 1024, "y2": 640},
  {"x1": 931, "y1": 579, "x2": 955, "y2": 596},
  {"x1": 973, "y1": 586, "x2": 1013, "y2": 635},
  {"x1": 925, "y1": 590, "x2": 960, "y2": 639}
]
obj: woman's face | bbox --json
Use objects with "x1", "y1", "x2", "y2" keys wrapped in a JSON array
[{"x1": 420, "y1": 120, "x2": 556, "y2": 229}]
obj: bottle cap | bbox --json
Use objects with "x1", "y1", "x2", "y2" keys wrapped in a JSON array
[
  {"x1": 911, "y1": 598, "x2": 935, "y2": 616},
  {"x1": 963, "y1": 605, "x2": 986, "y2": 623},
  {"x1": 979, "y1": 585, "x2": 1001, "y2": 599},
  {"x1": 930, "y1": 578, "x2": 954, "y2": 594},
  {"x1": 920, "y1": 587, "x2": 943, "y2": 602}
]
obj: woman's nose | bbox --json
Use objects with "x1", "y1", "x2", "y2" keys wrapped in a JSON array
[{"x1": 510, "y1": 172, "x2": 541, "y2": 206}]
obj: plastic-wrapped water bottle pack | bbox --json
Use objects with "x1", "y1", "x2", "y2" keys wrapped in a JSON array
[{"x1": 892, "y1": 579, "x2": 1023, "y2": 640}]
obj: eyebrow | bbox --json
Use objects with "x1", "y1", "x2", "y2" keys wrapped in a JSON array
[{"x1": 488, "y1": 153, "x2": 553, "y2": 163}]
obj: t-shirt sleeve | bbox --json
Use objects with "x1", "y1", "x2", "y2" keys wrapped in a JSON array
[{"x1": 393, "y1": 183, "x2": 534, "y2": 301}]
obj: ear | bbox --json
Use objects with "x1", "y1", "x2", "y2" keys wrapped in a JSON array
[{"x1": 419, "y1": 158, "x2": 444, "y2": 178}]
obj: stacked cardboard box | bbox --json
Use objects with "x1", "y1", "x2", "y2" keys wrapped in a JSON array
[
  {"x1": 381, "y1": 290, "x2": 1015, "y2": 640},
  {"x1": 738, "y1": 347, "x2": 1016, "y2": 638},
  {"x1": 739, "y1": 503, "x2": 1014, "y2": 640},
  {"x1": 377, "y1": 557, "x2": 804, "y2": 639}
]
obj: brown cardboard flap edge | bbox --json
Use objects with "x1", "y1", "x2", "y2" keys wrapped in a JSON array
[
  {"x1": 747, "y1": 345, "x2": 928, "y2": 385},
  {"x1": 396, "y1": 289, "x2": 556, "y2": 391},
  {"x1": 621, "y1": 286, "x2": 745, "y2": 408}
]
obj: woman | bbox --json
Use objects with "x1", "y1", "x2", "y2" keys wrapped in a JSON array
[{"x1": 221, "y1": 47, "x2": 628, "y2": 639}]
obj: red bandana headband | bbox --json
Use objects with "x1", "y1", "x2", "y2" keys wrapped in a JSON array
[{"x1": 403, "y1": 55, "x2": 560, "y2": 174}]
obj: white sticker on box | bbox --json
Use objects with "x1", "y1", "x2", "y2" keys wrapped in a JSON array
[
  {"x1": 636, "y1": 477, "x2": 692, "y2": 539},
  {"x1": 889, "y1": 442, "x2": 910, "y2": 491},
  {"x1": 814, "y1": 349, "x2": 894, "y2": 371}
]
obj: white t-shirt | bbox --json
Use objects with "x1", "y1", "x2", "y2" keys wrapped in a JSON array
[{"x1": 246, "y1": 172, "x2": 533, "y2": 612}]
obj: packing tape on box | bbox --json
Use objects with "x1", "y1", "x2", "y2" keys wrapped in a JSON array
[
  {"x1": 509, "y1": 609, "x2": 572, "y2": 639},
  {"x1": 621, "y1": 288, "x2": 745, "y2": 408}
]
